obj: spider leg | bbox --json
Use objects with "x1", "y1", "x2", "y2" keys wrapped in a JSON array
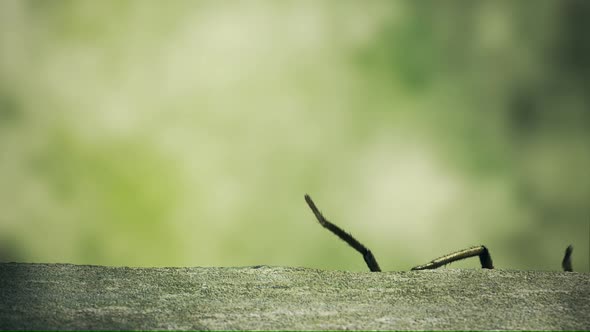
[
  {"x1": 562, "y1": 245, "x2": 573, "y2": 272},
  {"x1": 411, "y1": 245, "x2": 494, "y2": 270},
  {"x1": 304, "y1": 194, "x2": 381, "y2": 272}
]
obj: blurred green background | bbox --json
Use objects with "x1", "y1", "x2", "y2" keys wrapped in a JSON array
[{"x1": 0, "y1": 1, "x2": 588, "y2": 272}]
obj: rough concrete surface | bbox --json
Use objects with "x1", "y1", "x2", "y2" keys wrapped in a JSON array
[{"x1": 0, "y1": 263, "x2": 588, "y2": 330}]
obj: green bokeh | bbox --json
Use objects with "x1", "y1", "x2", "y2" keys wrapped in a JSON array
[{"x1": 0, "y1": 0, "x2": 588, "y2": 272}]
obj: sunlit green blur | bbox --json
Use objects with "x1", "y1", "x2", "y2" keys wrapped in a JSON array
[{"x1": 0, "y1": 1, "x2": 588, "y2": 272}]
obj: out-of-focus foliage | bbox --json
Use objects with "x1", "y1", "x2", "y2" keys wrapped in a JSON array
[{"x1": 0, "y1": 0, "x2": 588, "y2": 271}]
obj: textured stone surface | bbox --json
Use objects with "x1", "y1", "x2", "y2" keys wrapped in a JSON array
[{"x1": 0, "y1": 263, "x2": 588, "y2": 330}]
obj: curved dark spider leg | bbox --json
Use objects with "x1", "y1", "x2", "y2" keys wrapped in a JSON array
[
  {"x1": 411, "y1": 245, "x2": 494, "y2": 270},
  {"x1": 304, "y1": 194, "x2": 381, "y2": 272},
  {"x1": 562, "y1": 245, "x2": 573, "y2": 272}
]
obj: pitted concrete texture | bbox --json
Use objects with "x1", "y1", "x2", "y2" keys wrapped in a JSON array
[{"x1": 0, "y1": 263, "x2": 588, "y2": 330}]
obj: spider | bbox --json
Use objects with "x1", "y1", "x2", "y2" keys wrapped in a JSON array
[{"x1": 304, "y1": 194, "x2": 574, "y2": 272}]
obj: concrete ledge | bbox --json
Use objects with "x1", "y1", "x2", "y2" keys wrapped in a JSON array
[{"x1": 0, "y1": 263, "x2": 588, "y2": 330}]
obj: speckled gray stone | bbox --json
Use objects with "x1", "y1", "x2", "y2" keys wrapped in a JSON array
[{"x1": 0, "y1": 263, "x2": 588, "y2": 330}]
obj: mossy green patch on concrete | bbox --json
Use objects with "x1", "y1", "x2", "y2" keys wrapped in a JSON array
[{"x1": 0, "y1": 263, "x2": 588, "y2": 330}]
